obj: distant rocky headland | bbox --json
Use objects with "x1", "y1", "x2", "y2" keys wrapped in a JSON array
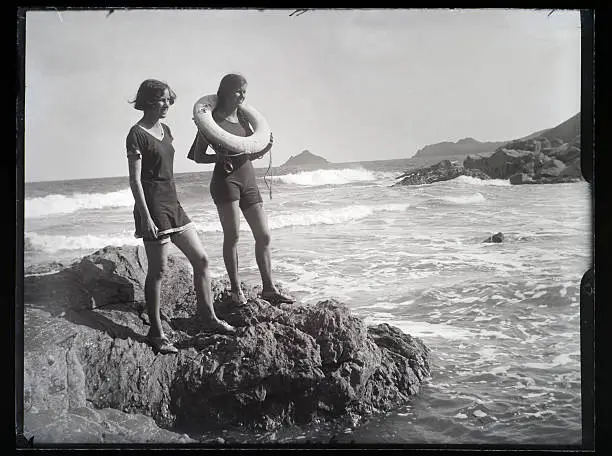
[
  {"x1": 397, "y1": 113, "x2": 582, "y2": 186},
  {"x1": 22, "y1": 246, "x2": 431, "y2": 444},
  {"x1": 281, "y1": 150, "x2": 330, "y2": 168},
  {"x1": 413, "y1": 137, "x2": 508, "y2": 161}
]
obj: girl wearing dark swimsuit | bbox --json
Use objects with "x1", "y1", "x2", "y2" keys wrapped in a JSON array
[
  {"x1": 126, "y1": 79, "x2": 235, "y2": 354},
  {"x1": 188, "y1": 74, "x2": 294, "y2": 305}
]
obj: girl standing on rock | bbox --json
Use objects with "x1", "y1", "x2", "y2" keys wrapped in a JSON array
[
  {"x1": 126, "y1": 79, "x2": 235, "y2": 354},
  {"x1": 188, "y1": 73, "x2": 294, "y2": 306}
]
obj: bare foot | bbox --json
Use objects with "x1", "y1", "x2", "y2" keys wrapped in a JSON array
[
  {"x1": 146, "y1": 333, "x2": 178, "y2": 354},
  {"x1": 260, "y1": 289, "x2": 295, "y2": 304},
  {"x1": 199, "y1": 317, "x2": 236, "y2": 334},
  {"x1": 230, "y1": 290, "x2": 247, "y2": 305}
]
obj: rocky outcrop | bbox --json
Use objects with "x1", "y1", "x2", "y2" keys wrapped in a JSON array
[
  {"x1": 281, "y1": 150, "x2": 329, "y2": 168},
  {"x1": 23, "y1": 246, "x2": 431, "y2": 443},
  {"x1": 461, "y1": 114, "x2": 583, "y2": 185},
  {"x1": 483, "y1": 232, "x2": 504, "y2": 243},
  {"x1": 394, "y1": 160, "x2": 490, "y2": 186},
  {"x1": 464, "y1": 149, "x2": 540, "y2": 179},
  {"x1": 398, "y1": 113, "x2": 583, "y2": 186},
  {"x1": 463, "y1": 142, "x2": 582, "y2": 184}
]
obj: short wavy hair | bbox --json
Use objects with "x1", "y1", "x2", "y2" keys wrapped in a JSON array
[{"x1": 130, "y1": 79, "x2": 176, "y2": 111}]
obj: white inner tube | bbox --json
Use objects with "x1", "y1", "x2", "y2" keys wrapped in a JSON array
[{"x1": 192, "y1": 94, "x2": 271, "y2": 155}]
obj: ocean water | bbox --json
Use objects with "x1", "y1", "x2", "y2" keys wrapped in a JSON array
[{"x1": 22, "y1": 162, "x2": 591, "y2": 446}]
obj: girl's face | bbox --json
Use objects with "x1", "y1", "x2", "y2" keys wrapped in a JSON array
[
  {"x1": 224, "y1": 83, "x2": 247, "y2": 108},
  {"x1": 149, "y1": 88, "x2": 173, "y2": 118}
]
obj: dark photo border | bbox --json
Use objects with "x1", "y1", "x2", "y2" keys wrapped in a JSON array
[{"x1": 13, "y1": 6, "x2": 609, "y2": 454}]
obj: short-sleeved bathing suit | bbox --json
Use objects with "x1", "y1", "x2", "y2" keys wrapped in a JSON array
[
  {"x1": 126, "y1": 123, "x2": 194, "y2": 244},
  {"x1": 208, "y1": 114, "x2": 263, "y2": 211}
]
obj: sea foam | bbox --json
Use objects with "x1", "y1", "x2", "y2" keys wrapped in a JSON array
[
  {"x1": 452, "y1": 176, "x2": 511, "y2": 186},
  {"x1": 25, "y1": 202, "x2": 411, "y2": 253},
  {"x1": 25, "y1": 232, "x2": 140, "y2": 253},
  {"x1": 25, "y1": 189, "x2": 133, "y2": 218},
  {"x1": 270, "y1": 168, "x2": 392, "y2": 186}
]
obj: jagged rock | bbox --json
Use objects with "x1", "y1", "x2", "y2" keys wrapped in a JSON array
[
  {"x1": 483, "y1": 232, "x2": 504, "y2": 243},
  {"x1": 465, "y1": 146, "x2": 582, "y2": 184},
  {"x1": 559, "y1": 157, "x2": 582, "y2": 178},
  {"x1": 551, "y1": 138, "x2": 564, "y2": 147},
  {"x1": 550, "y1": 144, "x2": 581, "y2": 163},
  {"x1": 538, "y1": 158, "x2": 567, "y2": 177},
  {"x1": 464, "y1": 149, "x2": 535, "y2": 179},
  {"x1": 394, "y1": 160, "x2": 490, "y2": 186},
  {"x1": 23, "y1": 245, "x2": 431, "y2": 441}
]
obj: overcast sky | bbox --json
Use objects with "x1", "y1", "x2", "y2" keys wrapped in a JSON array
[{"x1": 23, "y1": 8, "x2": 581, "y2": 182}]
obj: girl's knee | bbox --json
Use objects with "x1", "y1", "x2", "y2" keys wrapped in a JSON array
[
  {"x1": 147, "y1": 262, "x2": 168, "y2": 280},
  {"x1": 256, "y1": 231, "x2": 271, "y2": 247},
  {"x1": 224, "y1": 232, "x2": 240, "y2": 246},
  {"x1": 193, "y1": 254, "x2": 210, "y2": 273}
]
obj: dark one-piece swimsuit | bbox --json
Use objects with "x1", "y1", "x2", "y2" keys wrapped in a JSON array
[
  {"x1": 125, "y1": 123, "x2": 194, "y2": 241},
  {"x1": 208, "y1": 114, "x2": 263, "y2": 211}
]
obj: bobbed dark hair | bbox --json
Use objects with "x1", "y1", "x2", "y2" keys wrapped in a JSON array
[
  {"x1": 216, "y1": 73, "x2": 248, "y2": 102},
  {"x1": 130, "y1": 79, "x2": 176, "y2": 111}
]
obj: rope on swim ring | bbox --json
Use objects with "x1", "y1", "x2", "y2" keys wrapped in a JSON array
[
  {"x1": 192, "y1": 94, "x2": 271, "y2": 155},
  {"x1": 264, "y1": 148, "x2": 272, "y2": 200}
]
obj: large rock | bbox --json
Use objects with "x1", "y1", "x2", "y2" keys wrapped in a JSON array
[
  {"x1": 549, "y1": 144, "x2": 581, "y2": 163},
  {"x1": 463, "y1": 149, "x2": 536, "y2": 179},
  {"x1": 538, "y1": 158, "x2": 567, "y2": 177},
  {"x1": 559, "y1": 157, "x2": 582, "y2": 178},
  {"x1": 483, "y1": 232, "x2": 504, "y2": 243},
  {"x1": 280, "y1": 150, "x2": 330, "y2": 168},
  {"x1": 394, "y1": 160, "x2": 490, "y2": 186},
  {"x1": 464, "y1": 145, "x2": 582, "y2": 184},
  {"x1": 23, "y1": 245, "x2": 431, "y2": 442}
]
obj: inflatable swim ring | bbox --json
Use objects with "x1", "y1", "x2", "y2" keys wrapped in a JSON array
[{"x1": 192, "y1": 94, "x2": 271, "y2": 155}]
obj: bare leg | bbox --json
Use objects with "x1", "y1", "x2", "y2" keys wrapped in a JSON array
[
  {"x1": 172, "y1": 227, "x2": 235, "y2": 332},
  {"x1": 216, "y1": 201, "x2": 242, "y2": 293},
  {"x1": 143, "y1": 240, "x2": 170, "y2": 338},
  {"x1": 242, "y1": 202, "x2": 274, "y2": 292},
  {"x1": 243, "y1": 203, "x2": 294, "y2": 304},
  {"x1": 171, "y1": 227, "x2": 214, "y2": 320}
]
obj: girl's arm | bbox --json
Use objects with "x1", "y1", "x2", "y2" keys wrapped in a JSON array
[
  {"x1": 127, "y1": 155, "x2": 159, "y2": 238},
  {"x1": 250, "y1": 132, "x2": 273, "y2": 160},
  {"x1": 188, "y1": 131, "x2": 218, "y2": 163}
]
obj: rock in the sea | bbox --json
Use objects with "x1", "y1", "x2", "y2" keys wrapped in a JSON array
[
  {"x1": 23, "y1": 245, "x2": 431, "y2": 441},
  {"x1": 465, "y1": 146, "x2": 582, "y2": 184},
  {"x1": 464, "y1": 149, "x2": 535, "y2": 179},
  {"x1": 483, "y1": 232, "x2": 504, "y2": 243},
  {"x1": 509, "y1": 173, "x2": 534, "y2": 185},
  {"x1": 394, "y1": 160, "x2": 490, "y2": 186}
]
